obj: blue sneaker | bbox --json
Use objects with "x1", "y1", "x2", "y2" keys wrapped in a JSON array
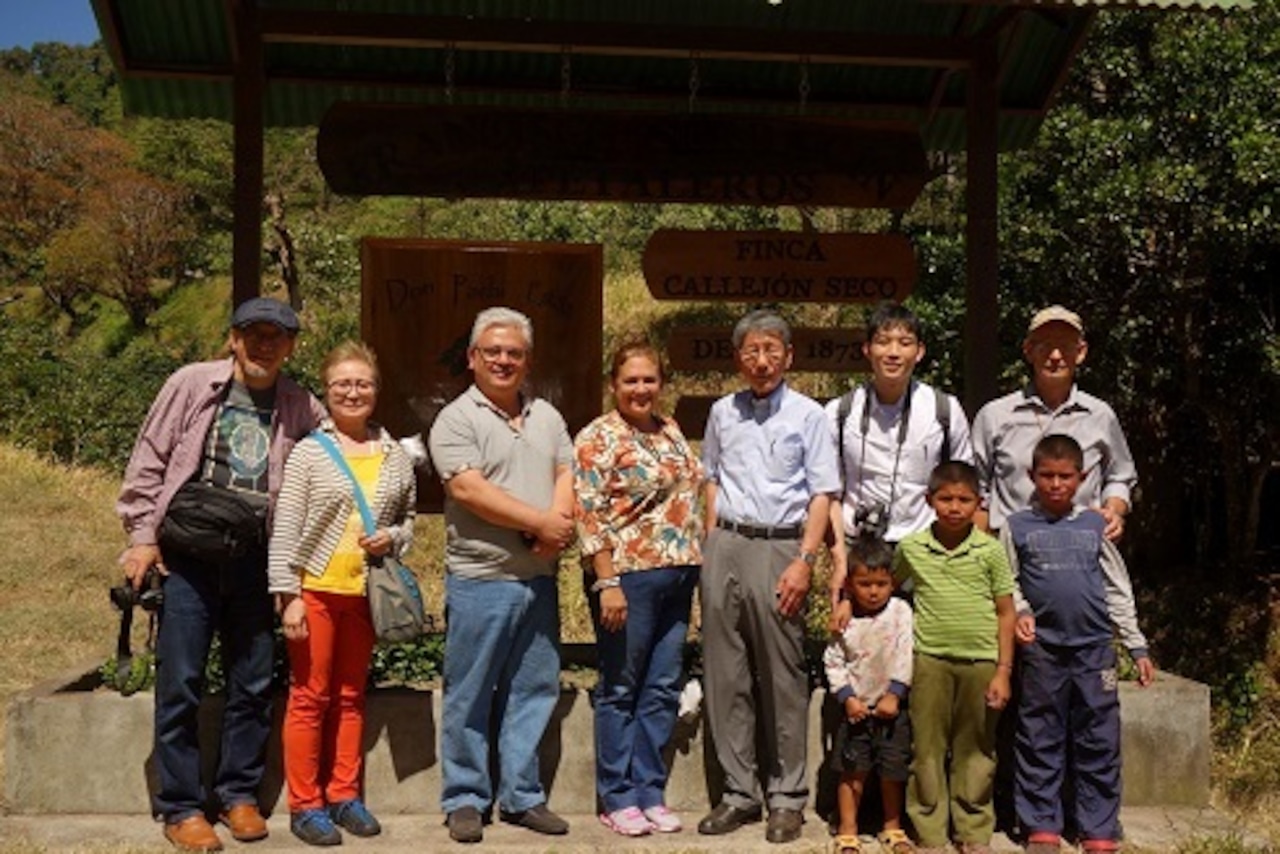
[
  {"x1": 329, "y1": 799, "x2": 382, "y2": 837},
  {"x1": 290, "y1": 808, "x2": 341, "y2": 846}
]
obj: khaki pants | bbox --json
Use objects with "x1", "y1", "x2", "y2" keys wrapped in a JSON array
[{"x1": 907, "y1": 653, "x2": 1002, "y2": 847}]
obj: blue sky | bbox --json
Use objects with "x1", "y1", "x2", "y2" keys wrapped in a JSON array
[{"x1": 0, "y1": 0, "x2": 101, "y2": 50}]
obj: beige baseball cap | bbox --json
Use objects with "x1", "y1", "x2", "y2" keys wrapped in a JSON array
[{"x1": 1027, "y1": 305, "x2": 1083, "y2": 335}]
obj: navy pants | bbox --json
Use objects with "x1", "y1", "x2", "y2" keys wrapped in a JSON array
[
  {"x1": 1014, "y1": 641, "x2": 1122, "y2": 843},
  {"x1": 153, "y1": 550, "x2": 275, "y2": 823},
  {"x1": 589, "y1": 565, "x2": 698, "y2": 813}
]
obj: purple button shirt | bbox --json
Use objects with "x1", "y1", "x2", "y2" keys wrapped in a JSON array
[{"x1": 116, "y1": 358, "x2": 324, "y2": 546}]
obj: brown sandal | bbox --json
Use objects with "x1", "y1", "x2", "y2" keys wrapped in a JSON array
[
  {"x1": 878, "y1": 828, "x2": 917, "y2": 854},
  {"x1": 833, "y1": 834, "x2": 862, "y2": 854}
]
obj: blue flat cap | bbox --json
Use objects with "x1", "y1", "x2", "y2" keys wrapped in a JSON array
[{"x1": 231, "y1": 297, "x2": 300, "y2": 333}]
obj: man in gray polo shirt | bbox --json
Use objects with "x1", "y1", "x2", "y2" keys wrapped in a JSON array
[
  {"x1": 972, "y1": 305, "x2": 1136, "y2": 540},
  {"x1": 428, "y1": 306, "x2": 575, "y2": 844}
]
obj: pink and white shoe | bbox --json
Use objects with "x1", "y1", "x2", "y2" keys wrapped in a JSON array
[
  {"x1": 642, "y1": 805, "x2": 683, "y2": 832},
  {"x1": 600, "y1": 807, "x2": 653, "y2": 836}
]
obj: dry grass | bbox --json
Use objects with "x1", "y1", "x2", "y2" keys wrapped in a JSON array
[{"x1": 0, "y1": 445, "x2": 125, "y2": 791}]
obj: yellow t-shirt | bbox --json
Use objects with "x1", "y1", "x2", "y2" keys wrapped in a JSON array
[{"x1": 302, "y1": 450, "x2": 385, "y2": 596}]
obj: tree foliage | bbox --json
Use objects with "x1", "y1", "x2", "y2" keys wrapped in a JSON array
[
  {"x1": 0, "y1": 81, "x2": 196, "y2": 327},
  {"x1": 0, "y1": 43, "x2": 120, "y2": 126},
  {"x1": 46, "y1": 171, "x2": 195, "y2": 328},
  {"x1": 996, "y1": 6, "x2": 1279, "y2": 576},
  {"x1": 0, "y1": 84, "x2": 129, "y2": 319}
]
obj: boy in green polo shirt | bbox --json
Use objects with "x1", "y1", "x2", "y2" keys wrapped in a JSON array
[{"x1": 892, "y1": 461, "x2": 1016, "y2": 854}]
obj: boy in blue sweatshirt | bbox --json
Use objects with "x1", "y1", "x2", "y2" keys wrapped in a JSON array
[{"x1": 1001, "y1": 434, "x2": 1155, "y2": 854}]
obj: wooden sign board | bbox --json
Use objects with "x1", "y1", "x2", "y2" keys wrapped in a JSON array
[
  {"x1": 361, "y1": 238, "x2": 603, "y2": 512},
  {"x1": 643, "y1": 230, "x2": 916, "y2": 303},
  {"x1": 319, "y1": 103, "x2": 929, "y2": 209},
  {"x1": 673, "y1": 395, "x2": 719, "y2": 442},
  {"x1": 668, "y1": 326, "x2": 869, "y2": 374}
]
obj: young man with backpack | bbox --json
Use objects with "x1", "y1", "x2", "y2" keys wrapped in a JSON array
[{"x1": 825, "y1": 301, "x2": 973, "y2": 624}]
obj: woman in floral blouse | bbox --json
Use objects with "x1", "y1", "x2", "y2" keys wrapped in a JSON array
[{"x1": 574, "y1": 339, "x2": 704, "y2": 837}]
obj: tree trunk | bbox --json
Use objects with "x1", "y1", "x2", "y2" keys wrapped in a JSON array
[
  {"x1": 265, "y1": 191, "x2": 301, "y2": 310},
  {"x1": 123, "y1": 290, "x2": 156, "y2": 331}
]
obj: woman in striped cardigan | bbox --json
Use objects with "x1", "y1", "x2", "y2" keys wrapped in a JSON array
[{"x1": 268, "y1": 341, "x2": 416, "y2": 846}]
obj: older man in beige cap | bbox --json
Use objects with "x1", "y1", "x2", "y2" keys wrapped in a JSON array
[{"x1": 971, "y1": 305, "x2": 1136, "y2": 541}]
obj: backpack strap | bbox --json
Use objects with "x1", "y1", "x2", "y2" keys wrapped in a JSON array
[
  {"x1": 311, "y1": 430, "x2": 378, "y2": 536},
  {"x1": 934, "y1": 386, "x2": 952, "y2": 464},
  {"x1": 836, "y1": 387, "x2": 856, "y2": 490}
]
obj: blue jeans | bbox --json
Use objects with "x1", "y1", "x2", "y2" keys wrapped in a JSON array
[
  {"x1": 440, "y1": 573, "x2": 560, "y2": 815},
  {"x1": 590, "y1": 566, "x2": 698, "y2": 813},
  {"x1": 153, "y1": 550, "x2": 275, "y2": 822}
]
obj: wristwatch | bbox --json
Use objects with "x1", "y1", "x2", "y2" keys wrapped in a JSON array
[{"x1": 798, "y1": 550, "x2": 818, "y2": 567}]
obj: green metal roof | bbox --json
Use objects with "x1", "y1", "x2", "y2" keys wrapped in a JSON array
[{"x1": 91, "y1": 0, "x2": 1249, "y2": 153}]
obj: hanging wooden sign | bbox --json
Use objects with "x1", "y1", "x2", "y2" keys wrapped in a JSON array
[
  {"x1": 667, "y1": 326, "x2": 869, "y2": 373},
  {"x1": 319, "y1": 103, "x2": 930, "y2": 209},
  {"x1": 361, "y1": 238, "x2": 603, "y2": 512},
  {"x1": 643, "y1": 229, "x2": 916, "y2": 302}
]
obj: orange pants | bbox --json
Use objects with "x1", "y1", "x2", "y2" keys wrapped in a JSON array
[{"x1": 283, "y1": 589, "x2": 376, "y2": 812}]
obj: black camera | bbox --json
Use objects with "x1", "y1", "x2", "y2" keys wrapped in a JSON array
[
  {"x1": 853, "y1": 501, "x2": 890, "y2": 541},
  {"x1": 110, "y1": 567, "x2": 164, "y2": 613}
]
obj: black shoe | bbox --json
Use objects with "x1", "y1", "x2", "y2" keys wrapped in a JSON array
[
  {"x1": 446, "y1": 806, "x2": 484, "y2": 844},
  {"x1": 697, "y1": 802, "x2": 763, "y2": 835},
  {"x1": 500, "y1": 803, "x2": 569, "y2": 835},
  {"x1": 765, "y1": 807, "x2": 804, "y2": 843}
]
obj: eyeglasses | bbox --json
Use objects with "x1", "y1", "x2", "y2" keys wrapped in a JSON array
[
  {"x1": 739, "y1": 345, "x2": 787, "y2": 363},
  {"x1": 476, "y1": 345, "x2": 528, "y2": 364},
  {"x1": 327, "y1": 379, "x2": 377, "y2": 394}
]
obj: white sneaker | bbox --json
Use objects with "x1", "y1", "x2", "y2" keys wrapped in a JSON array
[
  {"x1": 600, "y1": 807, "x2": 652, "y2": 837},
  {"x1": 642, "y1": 805, "x2": 683, "y2": 833}
]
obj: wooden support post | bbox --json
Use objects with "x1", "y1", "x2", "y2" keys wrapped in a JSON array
[
  {"x1": 964, "y1": 39, "x2": 1000, "y2": 415},
  {"x1": 230, "y1": 0, "x2": 265, "y2": 308}
]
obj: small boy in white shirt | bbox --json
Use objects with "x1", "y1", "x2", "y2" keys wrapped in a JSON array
[{"x1": 823, "y1": 537, "x2": 915, "y2": 854}]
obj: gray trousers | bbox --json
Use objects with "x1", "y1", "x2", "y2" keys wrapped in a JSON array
[{"x1": 700, "y1": 527, "x2": 809, "y2": 812}]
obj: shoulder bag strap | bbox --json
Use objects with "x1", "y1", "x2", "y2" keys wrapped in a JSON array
[{"x1": 311, "y1": 430, "x2": 378, "y2": 536}]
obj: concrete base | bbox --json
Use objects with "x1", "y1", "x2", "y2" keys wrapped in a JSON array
[
  {"x1": 4, "y1": 665, "x2": 1210, "y2": 815},
  {"x1": 1119, "y1": 671, "x2": 1211, "y2": 807}
]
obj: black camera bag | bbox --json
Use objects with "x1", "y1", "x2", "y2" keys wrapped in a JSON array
[{"x1": 159, "y1": 480, "x2": 267, "y2": 565}]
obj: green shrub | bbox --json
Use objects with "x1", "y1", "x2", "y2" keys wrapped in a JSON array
[
  {"x1": 1137, "y1": 578, "x2": 1272, "y2": 737},
  {"x1": 0, "y1": 323, "x2": 183, "y2": 470},
  {"x1": 100, "y1": 630, "x2": 449, "y2": 694}
]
